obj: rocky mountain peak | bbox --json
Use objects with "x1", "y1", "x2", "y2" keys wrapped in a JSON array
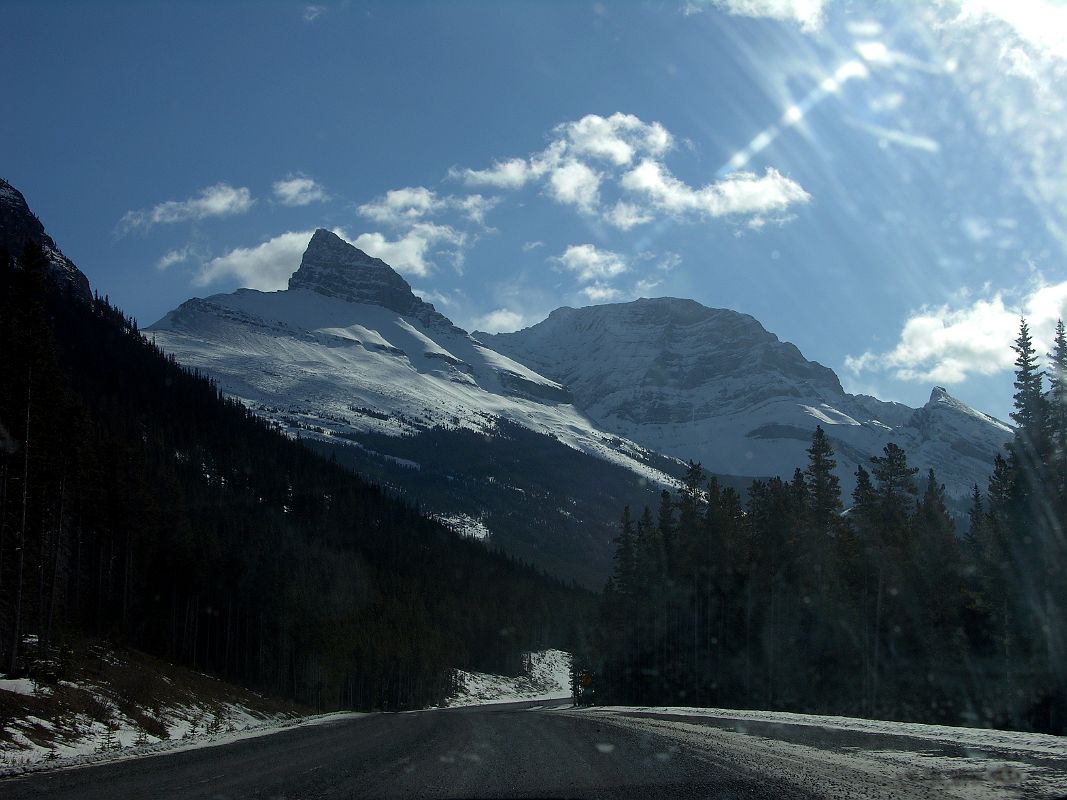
[
  {"x1": 915, "y1": 384, "x2": 1011, "y2": 430},
  {"x1": 288, "y1": 229, "x2": 455, "y2": 330},
  {"x1": 0, "y1": 179, "x2": 91, "y2": 300},
  {"x1": 929, "y1": 386, "x2": 950, "y2": 403},
  {"x1": 0, "y1": 179, "x2": 54, "y2": 250},
  {"x1": 482, "y1": 296, "x2": 846, "y2": 404}
]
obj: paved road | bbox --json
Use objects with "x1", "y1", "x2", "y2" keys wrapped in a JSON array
[{"x1": 1, "y1": 702, "x2": 1061, "y2": 799}]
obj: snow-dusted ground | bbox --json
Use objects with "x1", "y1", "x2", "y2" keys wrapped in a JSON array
[
  {"x1": 430, "y1": 511, "x2": 492, "y2": 541},
  {"x1": 0, "y1": 705, "x2": 362, "y2": 779},
  {"x1": 566, "y1": 705, "x2": 1067, "y2": 799},
  {"x1": 445, "y1": 650, "x2": 571, "y2": 707},
  {"x1": 1, "y1": 642, "x2": 309, "y2": 777},
  {"x1": 589, "y1": 706, "x2": 1067, "y2": 757},
  {"x1": 2, "y1": 648, "x2": 573, "y2": 776}
]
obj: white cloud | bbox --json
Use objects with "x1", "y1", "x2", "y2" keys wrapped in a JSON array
[
  {"x1": 706, "y1": 0, "x2": 828, "y2": 31},
  {"x1": 452, "y1": 114, "x2": 671, "y2": 196},
  {"x1": 412, "y1": 287, "x2": 467, "y2": 310},
  {"x1": 358, "y1": 186, "x2": 444, "y2": 225},
  {"x1": 358, "y1": 186, "x2": 497, "y2": 227},
  {"x1": 119, "y1": 183, "x2": 254, "y2": 233},
  {"x1": 845, "y1": 280, "x2": 1067, "y2": 384},
  {"x1": 450, "y1": 111, "x2": 807, "y2": 230},
  {"x1": 557, "y1": 244, "x2": 628, "y2": 282},
  {"x1": 621, "y1": 160, "x2": 810, "y2": 218},
  {"x1": 450, "y1": 142, "x2": 565, "y2": 190},
  {"x1": 605, "y1": 201, "x2": 654, "y2": 230},
  {"x1": 303, "y1": 5, "x2": 326, "y2": 22},
  {"x1": 547, "y1": 160, "x2": 601, "y2": 213},
  {"x1": 156, "y1": 246, "x2": 193, "y2": 270},
  {"x1": 581, "y1": 283, "x2": 624, "y2": 302},
  {"x1": 475, "y1": 308, "x2": 530, "y2": 333},
  {"x1": 554, "y1": 112, "x2": 673, "y2": 166},
  {"x1": 353, "y1": 222, "x2": 465, "y2": 277},
  {"x1": 633, "y1": 278, "x2": 663, "y2": 296},
  {"x1": 195, "y1": 230, "x2": 319, "y2": 290},
  {"x1": 953, "y1": 0, "x2": 1067, "y2": 62},
  {"x1": 456, "y1": 194, "x2": 500, "y2": 225},
  {"x1": 273, "y1": 175, "x2": 328, "y2": 206},
  {"x1": 451, "y1": 158, "x2": 534, "y2": 189},
  {"x1": 522, "y1": 240, "x2": 545, "y2": 252}
]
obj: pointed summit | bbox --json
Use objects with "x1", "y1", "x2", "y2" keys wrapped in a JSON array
[{"x1": 288, "y1": 229, "x2": 454, "y2": 329}]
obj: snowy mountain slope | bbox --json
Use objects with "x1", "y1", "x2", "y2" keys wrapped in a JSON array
[
  {"x1": 147, "y1": 231, "x2": 685, "y2": 585},
  {"x1": 479, "y1": 298, "x2": 1012, "y2": 498},
  {"x1": 148, "y1": 230, "x2": 671, "y2": 485}
]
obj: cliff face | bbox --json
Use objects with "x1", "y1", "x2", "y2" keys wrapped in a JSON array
[{"x1": 0, "y1": 179, "x2": 91, "y2": 300}]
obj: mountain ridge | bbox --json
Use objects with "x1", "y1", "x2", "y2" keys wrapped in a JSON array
[
  {"x1": 479, "y1": 297, "x2": 1011, "y2": 498},
  {"x1": 150, "y1": 230, "x2": 1010, "y2": 508}
]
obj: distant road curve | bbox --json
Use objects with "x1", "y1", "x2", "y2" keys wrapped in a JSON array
[{"x1": 3, "y1": 701, "x2": 1063, "y2": 799}]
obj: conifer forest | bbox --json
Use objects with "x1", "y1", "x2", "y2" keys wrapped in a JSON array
[
  {"x1": 593, "y1": 319, "x2": 1066, "y2": 734},
  {"x1": 0, "y1": 243, "x2": 590, "y2": 711}
]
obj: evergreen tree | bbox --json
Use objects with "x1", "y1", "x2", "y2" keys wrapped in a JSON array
[
  {"x1": 611, "y1": 506, "x2": 637, "y2": 600},
  {"x1": 870, "y1": 443, "x2": 919, "y2": 504},
  {"x1": 851, "y1": 464, "x2": 876, "y2": 516},
  {"x1": 1010, "y1": 317, "x2": 1049, "y2": 467},
  {"x1": 911, "y1": 470, "x2": 960, "y2": 638},
  {"x1": 656, "y1": 489, "x2": 675, "y2": 566},
  {"x1": 804, "y1": 426, "x2": 841, "y2": 535},
  {"x1": 1047, "y1": 319, "x2": 1067, "y2": 497}
]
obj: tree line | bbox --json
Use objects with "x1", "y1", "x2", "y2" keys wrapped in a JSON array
[
  {"x1": 593, "y1": 319, "x2": 1066, "y2": 733},
  {"x1": 0, "y1": 242, "x2": 591, "y2": 710}
]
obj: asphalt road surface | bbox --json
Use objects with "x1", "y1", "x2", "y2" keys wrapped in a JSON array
[{"x1": 2, "y1": 702, "x2": 1062, "y2": 799}]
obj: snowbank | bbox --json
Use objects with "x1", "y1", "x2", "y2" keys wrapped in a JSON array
[
  {"x1": 0, "y1": 708, "x2": 362, "y2": 778},
  {"x1": 584, "y1": 705, "x2": 1067, "y2": 758},
  {"x1": 446, "y1": 650, "x2": 571, "y2": 707}
]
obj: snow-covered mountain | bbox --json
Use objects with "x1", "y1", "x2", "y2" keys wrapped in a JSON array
[
  {"x1": 146, "y1": 232, "x2": 1010, "y2": 580},
  {"x1": 0, "y1": 178, "x2": 91, "y2": 300},
  {"x1": 148, "y1": 230, "x2": 671, "y2": 485},
  {"x1": 478, "y1": 298, "x2": 1012, "y2": 498},
  {"x1": 148, "y1": 231, "x2": 690, "y2": 585}
]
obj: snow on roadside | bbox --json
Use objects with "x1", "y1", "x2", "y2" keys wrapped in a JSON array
[
  {"x1": 445, "y1": 650, "x2": 571, "y2": 707},
  {"x1": 580, "y1": 705, "x2": 1067, "y2": 758},
  {"x1": 0, "y1": 708, "x2": 363, "y2": 779},
  {"x1": 0, "y1": 679, "x2": 37, "y2": 696},
  {"x1": 568, "y1": 706, "x2": 1067, "y2": 799},
  {"x1": 1, "y1": 639, "x2": 311, "y2": 777}
]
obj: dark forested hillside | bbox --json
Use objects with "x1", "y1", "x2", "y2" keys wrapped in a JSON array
[
  {"x1": 306, "y1": 425, "x2": 760, "y2": 589},
  {"x1": 0, "y1": 242, "x2": 592, "y2": 711},
  {"x1": 592, "y1": 322, "x2": 1066, "y2": 733}
]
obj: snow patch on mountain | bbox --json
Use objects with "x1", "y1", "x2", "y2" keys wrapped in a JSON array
[{"x1": 431, "y1": 512, "x2": 491, "y2": 541}]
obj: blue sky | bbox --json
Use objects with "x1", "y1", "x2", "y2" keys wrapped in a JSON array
[{"x1": 4, "y1": 0, "x2": 1067, "y2": 422}]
